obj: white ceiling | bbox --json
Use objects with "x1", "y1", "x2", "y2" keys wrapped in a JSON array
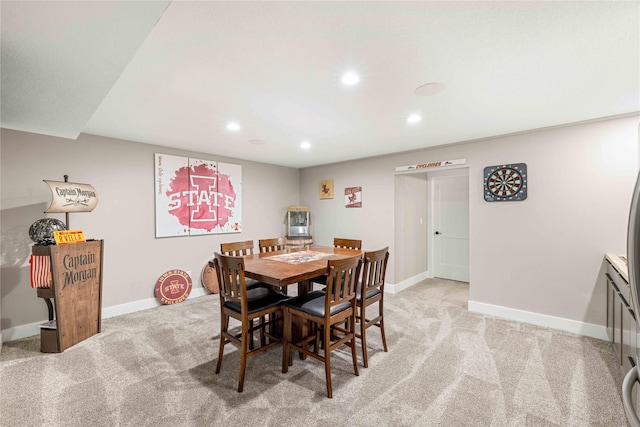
[{"x1": 2, "y1": 1, "x2": 639, "y2": 169}]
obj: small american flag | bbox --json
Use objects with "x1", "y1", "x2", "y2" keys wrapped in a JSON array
[{"x1": 29, "y1": 255, "x2": 52, "y2": 288}]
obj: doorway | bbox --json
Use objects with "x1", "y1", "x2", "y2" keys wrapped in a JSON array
[{"x1": 429, "y1": 168, "x2": 470, "y2": 282}]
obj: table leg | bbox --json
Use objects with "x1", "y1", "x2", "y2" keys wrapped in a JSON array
[{"x1": 297, "y1": 280, "x2": 310, "y2": 296}]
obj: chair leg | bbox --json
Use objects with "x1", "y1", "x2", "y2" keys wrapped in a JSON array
[
  {"x1": 324, "y1": 323, "x2": 333, "y2": 399},
  {"x1": 360, "y1": 308, "x2": 369, "y2": 368},
  {"x1": 350, "y1": 312, "x2": 360, "y2": 377},
  {"x1": 238, "y1": 318, "x2": 250, "y2": 392},
  {"x1": 249, "y1": 319, "x2": 255, "y2": 350},
  {"x1": 216, "y1": 314, "x2": 229, "y2": 374},
  {"x1": 282, "y1": 308, "x2": 292, "y2": 373},
  {"x1": 379, "y1": 302, "x2": 388, "y2": 353},
  {"x1": 260, "y1": 315, "x2": 267, "y2": 346}
]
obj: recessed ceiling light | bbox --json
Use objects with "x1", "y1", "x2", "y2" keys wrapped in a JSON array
[
  {"x1": 226, "y1": 122, "x2": 241, "y2": 131},
  {"x1": 407, "y1": 114, "x2": 422, "y2": 124},
  {"x1": 414, "y1": 82, "x2": 445, "y2": 96},
  {"x1": 300, "y1": 141, "x2": 311, "y2": 149},
  {"x1": 248, "y1": 139, "x2": 265, "y2": 145},
  {"x1": 341, "y1": 72, "x2": 360, "y2": 86}
]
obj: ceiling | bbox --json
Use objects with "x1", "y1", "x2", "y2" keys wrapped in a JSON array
[{"x1": 2, "y1": 1, "x2": 639, "y2": 169}]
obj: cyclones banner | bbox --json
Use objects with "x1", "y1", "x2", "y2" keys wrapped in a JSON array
[
  {"x1": 395, "y1": 158, "x2": 466, "y2": 172},
  {"x1": 154, "y1": 154, "x2": 242, "y2": 237}
]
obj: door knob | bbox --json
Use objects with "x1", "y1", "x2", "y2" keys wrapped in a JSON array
[{"x1": 435, "y1": 231, "x2": 441, "y2": 235}]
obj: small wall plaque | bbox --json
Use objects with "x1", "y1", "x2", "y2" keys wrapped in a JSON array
[
  {"x1": 319, "y1": 180, "x2": 334, "y2": 199},
  {"x1": 345, "y1": 187, "x2": 362, "y2": 207}
]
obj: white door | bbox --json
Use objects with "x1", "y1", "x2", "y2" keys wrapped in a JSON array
[{"x1": 431, "y1": 169, "x2": 469, "y2": 282}]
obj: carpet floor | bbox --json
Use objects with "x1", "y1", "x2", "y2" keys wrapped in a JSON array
[{"x1": 0, "y1": 279, "x2": 629, "y2": 426}]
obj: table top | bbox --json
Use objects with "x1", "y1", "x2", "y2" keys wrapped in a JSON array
[{"x1": 244, "y1": 245, "x2": 362, "y2": 287}]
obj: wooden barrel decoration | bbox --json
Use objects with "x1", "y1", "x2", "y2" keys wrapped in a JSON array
[{"x1": 201, "y1": 261, "x2": 219, "y2": 293}]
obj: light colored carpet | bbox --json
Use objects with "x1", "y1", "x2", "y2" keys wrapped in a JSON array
[{"x1": 0, "y1": 279, "x2": 629, "y2": 426}]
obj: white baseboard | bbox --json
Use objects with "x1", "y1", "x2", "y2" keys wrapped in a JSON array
[
  {"x1": 1, "y1": 287, "x2": 210, "y2": 344},
  {"x1": 468, "y1": 300, "x2": 608, "y2": 341},
  {"x1": 387, "y1": 270, "x2": 431, "y2": 294},
  {"x1": 3, "y1": 284, "x2": 606, "y2": 345}
]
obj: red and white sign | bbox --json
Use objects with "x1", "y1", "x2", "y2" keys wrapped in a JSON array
[
  {"x1": 154, "y1": 269, "x2": 192, "y2": 305},
  {"x1": 155, "y1": 154, "x2": 242, "y2": 237}
]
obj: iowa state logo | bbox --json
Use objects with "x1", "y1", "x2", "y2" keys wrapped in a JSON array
[
  {"x1": 154, "y1": 269, "x2": 192, "y2": 305},
  {"x1": 165, "y1": 163, "x2": 236, "y2": 232}
]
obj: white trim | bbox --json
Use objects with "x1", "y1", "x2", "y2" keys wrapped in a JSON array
[
  {"x1": 1, "y1": 287, "x2": 210, "y2": 343},
  {"x1": 468, "y1": 300, "x2": 607, "y2": 340},
  {"x1": 387, "y1": 271, "x2": 432, "y2": 294}
]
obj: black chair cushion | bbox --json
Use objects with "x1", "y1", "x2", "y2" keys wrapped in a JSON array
[
  {"x1": 283, "y1": 291, "x2": 351, "y2": 317},
  {"x1": 311, "y1": 274, "x2": 328, "y2": 285},
  {"x1": 356, "y1": 284, "x2": 381, "y2": 302},
  {"x1": 246, "y1": 278, "x2": 267, "y2": 290},
  {"x1": 224, "y1": 286, "x2": 290, "y2": 314}
]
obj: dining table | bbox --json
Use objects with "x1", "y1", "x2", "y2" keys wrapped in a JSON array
[
  {"x1": 243, "y1": 245, "x2": 363, "y2": 296},
  {"x1": 243, "y1": 245, "x2": 363, "y2": 354}
]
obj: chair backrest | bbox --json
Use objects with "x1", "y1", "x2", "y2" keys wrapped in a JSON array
[
  {"x1": 213, "y1": 252, "x2": 247, "y2": 310},
  {"x1": 334, "y1": 237, "x2": 362, "y2": 250},
  {"x1": 360, "y1": 247, "x2": 389, "y2": 298},
  {"x1": 325, "y1": 256, "x2": 363, "y2": 314},
  {"x1": 258, "y1": 237, "x2": 286, "y2": 253},
  {"x1": 220, "y1": 240, "x2": 254, "y2": 256}
]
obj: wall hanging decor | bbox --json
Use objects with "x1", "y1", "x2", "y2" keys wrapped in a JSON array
[
  {"x1": 319, "y1": 180, "x2": 334, "y2": 199},
  {"x1": 483, "y1": 163, "x2": 528, "y2": 202},
  {"x1": 154, "y1": 153, "x2": 242, "y2": 237},
  {"x1": 395, "y1": 158, "x2": 466, "y2": 172},
  {"x1": 345, "y1": 187, "x2": 362, "y2": 208}
]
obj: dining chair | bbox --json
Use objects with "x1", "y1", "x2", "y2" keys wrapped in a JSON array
[
  {"x1": 281, "y1": 255, "x2": 363, "y2": 398},
  {"x1": 258, "y1": 237, "x2": 286, "y2": 253},
  {"x1": 333, "y1": 238, "x2": 362, "y2": 250},
  {"x1": 311, "y1": 237, "x2": 362, "y2": 289},
  {"x1": 356, "y1": 247, "x2": 389, "y2": 368},
  {"x1": 220, "y1": 240, "x2": 255, "y2": 256},
  {"x1": 220, "y1": 240, "x2": 266, "y2": 349},
  {"x1": 258, "y1": 237, "x2": 289, "y2": 295},
  {"x1": 213, "y1": 253, "x2": 290, "y2": 392}
]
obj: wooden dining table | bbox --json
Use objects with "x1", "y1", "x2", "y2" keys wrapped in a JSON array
[
  {"x1": 243, "y1": 245, "x2": 363, "y2": 295},
  {"x1": 243, "y1": 245, "x2": 362, "y2": 355}
]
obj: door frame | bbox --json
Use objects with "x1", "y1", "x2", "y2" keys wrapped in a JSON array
[{"x1": 427, "y1": 167, "x2": 470, "y2": 281}]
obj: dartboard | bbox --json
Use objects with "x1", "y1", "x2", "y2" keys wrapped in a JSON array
[{"x1": 483, "y1": 163, "x2": 527, "y2": 202}]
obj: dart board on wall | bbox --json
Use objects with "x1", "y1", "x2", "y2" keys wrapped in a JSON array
[{"x1": 483, "y1": 163, "x2": 527, "y2": 202}]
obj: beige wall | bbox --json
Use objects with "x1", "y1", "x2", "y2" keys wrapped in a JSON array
[
  {"x1": 300, "y1": 115, "x2": 640, "y2": 333},
  {"x1": 0, "y1": 129, "x2": 300, "y2": 339},
  {"x1": 2, "y1": 114, "x2": 638, "y2": 343}
]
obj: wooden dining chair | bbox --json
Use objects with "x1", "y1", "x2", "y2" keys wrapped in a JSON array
[
  {"x1": 333, "y1": 238, "x2": 362, "y2": 250},
  {"x1": 213, "y1": 253, "x2": 290, "y2": 392},
  {"x1": 282, "y1": 255, "x2": 363, "y2": 398},
  {"x1": 220, "y1": 240, "x2": 255, "y2": 256},
  {"x1": 220, "y1": 241, "x2": 264, "y2": 291},
  {"x1": 258, "y1": 237, "x2": 286, "y2": 253},
  {"x1": 220, "y1": 240, "x2": 265, "y2": 348},
  {"x1": 258, "y1": 237, "x2": 289, "y2": 295},
  {"x1": 356, "y1": 247, "x2": 389, "y2": 368},
  {"x1": 311, "y1": 237, "x2": 362, "y2": 289}
]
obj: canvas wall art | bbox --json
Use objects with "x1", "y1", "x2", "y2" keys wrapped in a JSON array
[{"x1": 154, "y1": 153, "x2": 242, "y2": 237}]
